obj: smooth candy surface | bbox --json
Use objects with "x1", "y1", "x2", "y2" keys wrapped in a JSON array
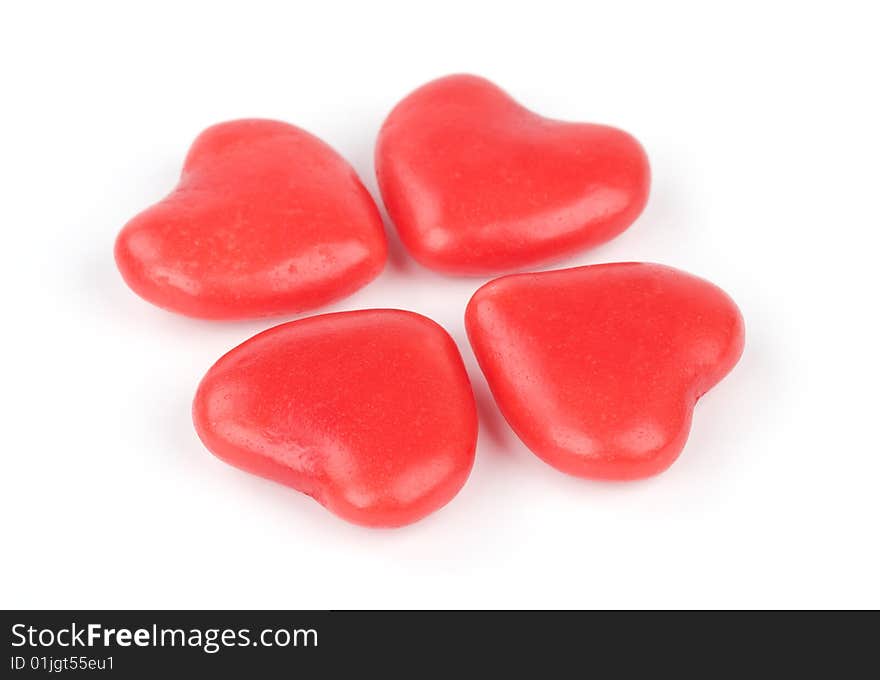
[
  {"x1": 376, "y1": 74, "x2": 650, "y2": 275},
  {"x1": 465, "y1": 263, "x2": 745, "y2": 479},
  {"x1": 115, "y1": 119, "x2": 387, "y2": 319},
  {"x1": 193, "y1": 309, "x2": 477, "y2": 527}
]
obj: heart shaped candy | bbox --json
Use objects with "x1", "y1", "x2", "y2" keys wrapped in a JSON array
[
  {"x1": 376, "y1": 74, "x2": 650, "y2": 275},
  {"x1": 465, "y1": 263, "x2": 744, "y2": 479},
  {"x1": 193, "y1": 310, "x2": 478, "y2": 527},
  {"x1": 115, "y1": 119, "x2": 387, "y2": 319}
]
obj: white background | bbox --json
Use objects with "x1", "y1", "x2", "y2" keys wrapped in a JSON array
[{"x1": 2, "y1": 1, "x2": 878, "y2": 609}]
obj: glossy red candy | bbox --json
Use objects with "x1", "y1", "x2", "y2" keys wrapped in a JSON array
[
  {"x1": 193, "y1": 310, "x2": 477, "y2": 527},
  {"x1": 465, "y1": 263, "x2": 745, "y2": 479},
  {"x1": 115, "y1": 119, "x2": 387, "y2": 319},
  {"x1": 375, "y1": 74, "x2": 650, "y2": 275}
]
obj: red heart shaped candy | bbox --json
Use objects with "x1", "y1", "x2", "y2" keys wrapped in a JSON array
[
  {"x1": 376, "y1": 74, "x2": 650, "y2": 275},
  {"x1": 193, "y1": 310, "x2": 478, "y2": 527},
  {"x1": 115, "y1": 119, "x2": 387, "y2": 319},
  {"x1": 465, "y1": 263, "x2": 744, "y2": 479}
]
